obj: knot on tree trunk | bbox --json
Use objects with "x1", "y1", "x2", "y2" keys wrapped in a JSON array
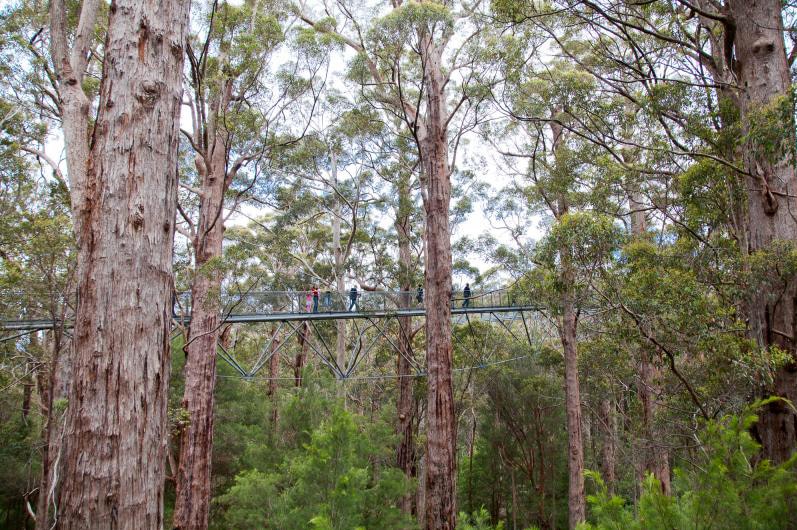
[
  {"x1": 755, "y1": 161, "x2": 780, "y2": 215},
  {"x1": 752, "y1": 38, "x2": 776, "y2": 55},
  {"x1": 136, "y1": 81, "x2": 162, "y2": 109}
]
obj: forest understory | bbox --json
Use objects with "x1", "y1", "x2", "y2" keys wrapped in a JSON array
[{"x1": 1, "y1": 0, "x2": 797, "y2": 529}]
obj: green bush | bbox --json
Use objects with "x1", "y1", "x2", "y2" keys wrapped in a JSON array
[
  {"x1": 215, "y1": 404, "x2": 414, "y2": 529},
  {"x1": 579, "y1": 400, "x2": 797, "y2": 530}
]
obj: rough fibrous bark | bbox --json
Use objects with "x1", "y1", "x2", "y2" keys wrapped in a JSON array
[
  {"x1": 419, "y1": 37, "x2": 457, "y2": 530},
  {"x1": 728, "y1": 0, "x2": 797, "y2": 463},
  {"x1": 173, "y1": 130, "x2": 228, "y2": 530},
  {"x1": 395, "y1": 183, "x2": 417, "y2": 515},
  {"x1": 560, "y1": 284, "x2": 585, "y2": 528},
  {"x1": 550, "y1": 121, "x2": 586, "y2": 528},
  {"x1": 628, "y1": 190, "x2": 670, "y2": 492},
  {"x1": 597, "y1": 398, "x2": 616, "y2": 492},
  {"x1": 52, "y1": 1, "x2": 190, "y2": 527}
]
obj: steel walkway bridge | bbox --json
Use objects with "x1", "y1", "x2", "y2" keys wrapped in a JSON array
[
  {"x1": 0, "y1": 289, "x2": 538, "y2": 330},
  {"x1": 1, "y1": 289, "x2": 556, "y2": 380}
]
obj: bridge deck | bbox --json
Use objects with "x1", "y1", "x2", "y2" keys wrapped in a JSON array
[{"x1": 0, "y1": 305, "x2": 541, "y2": 331}]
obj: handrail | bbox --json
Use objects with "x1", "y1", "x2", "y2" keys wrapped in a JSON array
[{"x1": 0, "y1": 287, "x2": 523, "y2": 323}]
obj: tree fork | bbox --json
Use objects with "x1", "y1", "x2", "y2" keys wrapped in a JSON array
[{"x1": 173, "y1": 126, "x2": 229, "y2": 529}]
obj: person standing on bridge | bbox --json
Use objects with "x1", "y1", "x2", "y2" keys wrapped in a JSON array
[
  {"x1": 417, "y1": 285, "x2": 424, "y2": 306},
  {"x1": 463, "y1": 283, "x2": 471, "y2": 308},
  {"x1": 305, "y1": 291, "x2": 312, "y2": 313},
  {"x1": 323, "y1": 290, "x2": 332, "y2": 311},
  {"x1": 312, "y1": 286, "x2": 319, "y2": 313},
  {"x1": 349, "y1": 286, "x2": 359, "y2": 311}
]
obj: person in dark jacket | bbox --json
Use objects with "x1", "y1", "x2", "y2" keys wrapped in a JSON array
[
  {"x1": 348, "y1": 286, "x2": 359, "y2": 311},
  {"x1": 416, "y1": 285, "x2": 424, "y2": 305},
  {"x1": 463, "y1": 283, "x2": 471, "y2": 308},
  {"x1": 323, "y1": 290, "x2": 332, "y2": 311}
]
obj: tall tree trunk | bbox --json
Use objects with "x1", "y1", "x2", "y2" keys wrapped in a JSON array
[
  {"x1": 395, "y1": 173, "x2": 417, "y2": 515},
  {"x1": 295, "y1": 322, "x2": 309, "y2": 387},
  {"x1": 267, "y1": 327, "x2": 281, "y2": 427},
  {"x1": 551, "y1": 121, "x2": 585, "y2": 528},
  {"x1": 560, "y1": 281, "x2": 585, "y2": 528},
  {"x1": 728, "y1": 0, "x2": 797, "y2": 464},
  {"x1": 34, "y1": 330, "x2": 68, "y2": 530},
  {"x1": 173, "y1": 132, "x2": 228, "y2": 530},
  {"x1": 53, "y1": 1, "x2": 189, "y2": 526},
  {"x1": 628, "y1": 189, "x2": 671, "y2": 492},
  {"x1": 637, "y1": 349, "x2": 671, "y2": 493},
  {"x1": 22, "y1": 334, "x2": 36, "y2": 422},
  {"x1": 419, "y1": 36, "x2": 456, "y2": 530},
  {"x1": 331, "y1": 151, "x2": 348, "y2": 377},
  {"x1": 597, "y1": 398, "x2": 616, "y2": 493}
]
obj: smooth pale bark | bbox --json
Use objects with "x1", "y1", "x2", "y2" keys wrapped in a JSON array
[
  {"x1": 727, "y1": 0, "x2": 797, "y2": 463},
  {"x1": 331, "y1": 152, "x2": 349, "y2": 375},
  {"x1": 52, "y1": 1, "x2": 189, "y2": 527},
  {"x1": 419, "y1": 36, "x2": 457, "y2": 530},
  {"x1": 49, "y1": 0, "x2": 98, "y2": 231}
]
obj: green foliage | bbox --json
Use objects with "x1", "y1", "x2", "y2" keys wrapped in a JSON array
[
  {"x1": 678, "y1": 158, "x2": 742, "y2": 232},
  {"x1": 457, "y1": 507, "x2": 505, "y2": 529},
  {"x1": 0, "y1": 369, "x2": 41, "y2": 528},
  {"x1": 377, "y1": 1, "x2": 453, "y2": 38},
  {"x1": 743, "y1": 89, "x2": 797, "y2": 166},
  {"x1": 579, "y1": 401, "x2": 797, "y2": 530},
  {"x1": 458, "y1": 360, "x2": 569, "y2": 529},
  {"x1": 214, "y1": 469, "x2": 278, "y2": 529},
  {"x1": 536, "y1": 212, "x2": 622, "y2": 268},
  {"x1": 213, "y1": 386, "x2": 414, "y2": 530}
]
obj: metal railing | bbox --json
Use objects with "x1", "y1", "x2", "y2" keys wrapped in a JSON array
[{"x1": 175, "y1": 288, "x2": 519, "y2": 316}]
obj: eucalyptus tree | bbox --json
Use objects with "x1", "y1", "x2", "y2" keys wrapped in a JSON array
[
  {"x1": 297, "y1": 1, "x2": 494, "y2": 524},
  {"x1": 1, "y1": 6, "x2": 82, "y2": 527},
  {"x1": 274, "y1": 99, "x2": 389, "y2": 374},
  {"x1": 0, "y1": 91, "x2": 76, "y2": 527},
  {"x1": 285, "y1": 94, "x2": 427, "y2": 511},
  {"x1": 524, "y1": 0, "x2": 797, "y2": 464},
  {"x1": 485, "y1": 53, "x2": 626, "y2": 525},
  {"x1": 371, "y1": 128, "x2": 426, "y2": 514},
  {"x1": 173, "y1": 1, "x2": 325, "y2": 526},
  {"x1": 38, "y1": 0, "x2": 191, "y2": 527},
  {"x1": 484, "y1": 13, "x2": 751, "y2": 511}
]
